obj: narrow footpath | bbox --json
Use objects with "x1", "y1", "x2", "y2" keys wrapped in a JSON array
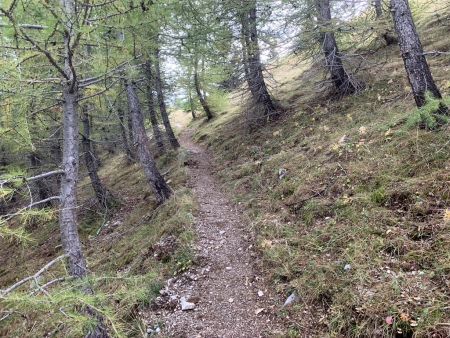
[{"x1": 148, "y1": 131, "x2": 283, "y2": 337}]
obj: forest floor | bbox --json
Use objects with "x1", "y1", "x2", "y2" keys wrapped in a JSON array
[{"x1": 145, "y1": 130, "x2": 285, "y2": 337}]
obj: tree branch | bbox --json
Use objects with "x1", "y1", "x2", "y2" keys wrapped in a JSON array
[{"x1": 0, "y1": 255, "x2": 68, "y2": 297}]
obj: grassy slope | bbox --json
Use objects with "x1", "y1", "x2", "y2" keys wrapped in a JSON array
[
  {"x1": 0, "y1": 127, "x2": 196, "y2": 336},
  {"x1": 191, "y1": 3, "x2": 450, "y2": 337}
]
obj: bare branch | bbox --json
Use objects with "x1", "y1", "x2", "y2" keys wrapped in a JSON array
[{"x1": 0, "y1": 255, "x2": 68, "y2": 297}]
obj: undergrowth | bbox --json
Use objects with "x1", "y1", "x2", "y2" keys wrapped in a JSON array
[{"x1": 0, "y1": 150, "x2": 197, "y2": 337}]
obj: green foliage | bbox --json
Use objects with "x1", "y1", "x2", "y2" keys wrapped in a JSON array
[
  {"x1": 406, "y1": 94, "x2": 450, "y2": 130},
  {"x1": 208, "y1": 90, "x2": 229, "y2": 113},
  {"x1": 19, "y1": 208, "x2": 56, "y2": 226},
  {"x1": 370, "y1": 187, "x2": 387, "y2": 205}
]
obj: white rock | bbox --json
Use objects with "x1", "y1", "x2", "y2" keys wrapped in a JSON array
[
  {"x1": 180, "y1": 296, "x2": 196, "y2": 311},
  {"x1": 225, "y1": 266, "x2": 232, "y2": 271},
  {"x1": 283, "y1": 292, "x2": 299, "y2": 307},
  {"x1": 344, "y1": 263, "x2": 352, "y2": 271},
  {"x1": 228, "y1": 298, "x2": 234, "y2": 303},
  {"x1": 257, "y1": 290, "x2": 264, "y2": 297}
]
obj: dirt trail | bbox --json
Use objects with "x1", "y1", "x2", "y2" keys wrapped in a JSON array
[{"x1": 149, "y1": 131, "x2": 283, "y2": 337}]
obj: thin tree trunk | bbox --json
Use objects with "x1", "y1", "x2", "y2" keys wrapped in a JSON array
[
  {"x1": 374, "y1": 0, "x2": 383, "y2": 18},
  {"x1": 59, "y1": 1, "x2": 110, "y2": 336},
  {"x1": 125, "y1": 80, "x2": 172, "y2": 204},
  {"x1": 143, "y1": 60, "x2": 165, "y2": 154},
  {"x1": 29, "y1": 152, "x2": 53, "y2": 208},
  {"x1": 316, "y1": 0, "x2": 363, "y2": 95},
  {"x1": 188, "y1": 85, "x2": 196, "y2": 119},
  {"x1": 390, "y1": 0, "x2": 445, "y2": 109},
  {"x1": 60, "y1": 85, "x2": 87, "y2": 277},
  {"x1": 127, "y1": 109, "x2": 135, "y2": 152},
  {"x1": 81, "y1": 110, "x2": 115, "y2": 208},
  {"x1": 118, "y1": 106, "x2": 135, "y2": 163},
  {"x1": 239, "y1": 23, "x2": 252, "y2": 91},
  {"x1": 241, "y1": 0, "x2": 277, "y2": 118},
  {"x1": 89, "y1": 114, "x2": 102, "y2": 168},
  {"x1": 154, "y1": 48, "x2": 180, "y2": 149},
  {"x1": 194, "y1": 58, "x2": 213, "y2": 120},
  {"x1": 374, "y1": 0, "x2": 397, "y2": 45},
  {"x1": 59, "y1": 0, "x2": 88, "y2": 281}
]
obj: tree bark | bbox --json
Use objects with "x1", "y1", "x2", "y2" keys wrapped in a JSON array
[
  {"x1": 316, "y1": 0, "x2": 363, "y2": 96},
  {"x1": 117, "y1": 106, "x2": 135, "y2": 163},
  {"x1": 125, "y1": 80, "x2": 172, "y2": 204},
  {"x1": 390, "y1": 0, "x2": 444, "y2": 108},
  {"x1": 154, "y1": 48, "x2": 180, "y2": 149},
  {"x1": 374, "y1": 0, "x2": 383, "y2": 18},
  {"x1": 194, "y1": 58, "x2": 213, "y2": 120},
  {"x1": 188, "y1": 86, "x2": 196, "y2": 119},
  {"x1": 60, "y1": 84, "x2": 87, "y2": 278},
  {"x1": 241, "y1": 0, "x2": 277, "y2": 118},
  {"x1": 59, "y1": 0, "x2": 88, "y2": 281},
  {"x1": 81, "y1": 109, "x2": 115, "y2": 208},
  {"x1": 143, "y1": 60, "x2": 165, "y2": 154}
]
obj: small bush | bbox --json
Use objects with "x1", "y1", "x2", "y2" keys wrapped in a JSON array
[{"x1": 406, "y1": 94, "x2": 449, "y2": 130}]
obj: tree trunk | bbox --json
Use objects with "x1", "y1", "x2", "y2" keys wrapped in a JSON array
[
  {"x1": 89, "y1": 114, "x2": 102, "y2": 168},
  {"x1": 188, "y1": 86, "x2": 196, "y2": 119},
  {"x1": 60, "y1": 85, "x2": 87, "y2": 278},
  {"x1": 316, "y1": 0, "x2": 363, "y2": 95},
  {"x1": 143, "y1": 60, "x2": 165, "y2": 154},
  {"x1": 117, "y1": 106, "x2": 135, "y2": 163},
  {"x1": 374, "y1": 0, "x2": 398, "y2": 45},
  {"x1": 125, "y1": 80, "x2": 172, "y2": 204},
  {"x1": 59, "y1": 1, "x2": 110, "y2": 336},
  {"x1": 374, "y1": 0, "x2": 383, "y2": 18},
  {"x1": 29, "y1": 152, "x2": 53, "y2": 208},
  {"x1": 154, "y1": 48, "x2": 180, "y2": 149},
  {"x1": 81, "y1": 109, "x2": 115, "y2": 208},
  {"x1": 241, "y1": 0, "x2": 277, "y2": 118},
  {"x1": 127, "y1": 109, "x2": 136, "y2": 153},
  {"x1": 390, "y1": 0, "x2": 444, "y2": 108},
  {"x1": 194, "y1": 58, "x2": 213, "y2": 120}
]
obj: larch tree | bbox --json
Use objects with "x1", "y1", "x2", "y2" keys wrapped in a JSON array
[
  {"x1": 390, "y1": 0, "x2": 447, "y2": 110},
  {"x1": 143, "y1": 60, "x2": 165, "y2": 154},
  {"x1": 315, "y1": 0, "x2": 364, "y2": 96},
  {"x1": 125, "y1": 80, "x2": 172, "y2": 204},
  {"x1": 153, "y1": 47, "x2": 180, "y2": 149},
  {"x1": 239, "y1": 0, "x2": 278, "y2": 119}
]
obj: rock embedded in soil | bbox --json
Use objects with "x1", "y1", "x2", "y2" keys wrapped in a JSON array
[
  {"x1": 283, "y1": 292, "x2": 299, "y2": 307},
  {"x1": 180, "y1": 296, "x2": 196, "y2": 311}
]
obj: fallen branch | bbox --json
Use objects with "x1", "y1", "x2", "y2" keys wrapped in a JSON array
[{"x1": 0, "y1": 255, "x2": 67, "y2": 297}]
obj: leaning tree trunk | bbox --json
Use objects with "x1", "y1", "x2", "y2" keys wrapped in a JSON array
[
  {"x1": 81, "y1": 109, "x2": 115, "y2": 208},
  {"x1": 117, "y1": 106, "x2": 135, "y2": 163},
  {"x1": 193, "y1": 58, "x2": 213, "y2": 120},
  {"x1": 241, "y1": 0, "x2": 277, "y2": 118},
  {"x1": 390, "y1": 0, "x2": 445, "y2": 108},
  {"x1": 125, "y1": 80, "x2": 172, "y2": 204},
  {"x1": 143, "y1": 60, "x2": 165, "y2": 154},
  {"x1": 316, "y1": 0, "x2": 363, "y2": 96},
  {"x1": 154, "y1": 48, "x2": 180, "y2": 149}
]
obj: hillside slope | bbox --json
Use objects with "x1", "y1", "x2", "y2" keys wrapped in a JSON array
[{"x1": 190, "y1": 4, "x2": 450, "y2": 337}]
